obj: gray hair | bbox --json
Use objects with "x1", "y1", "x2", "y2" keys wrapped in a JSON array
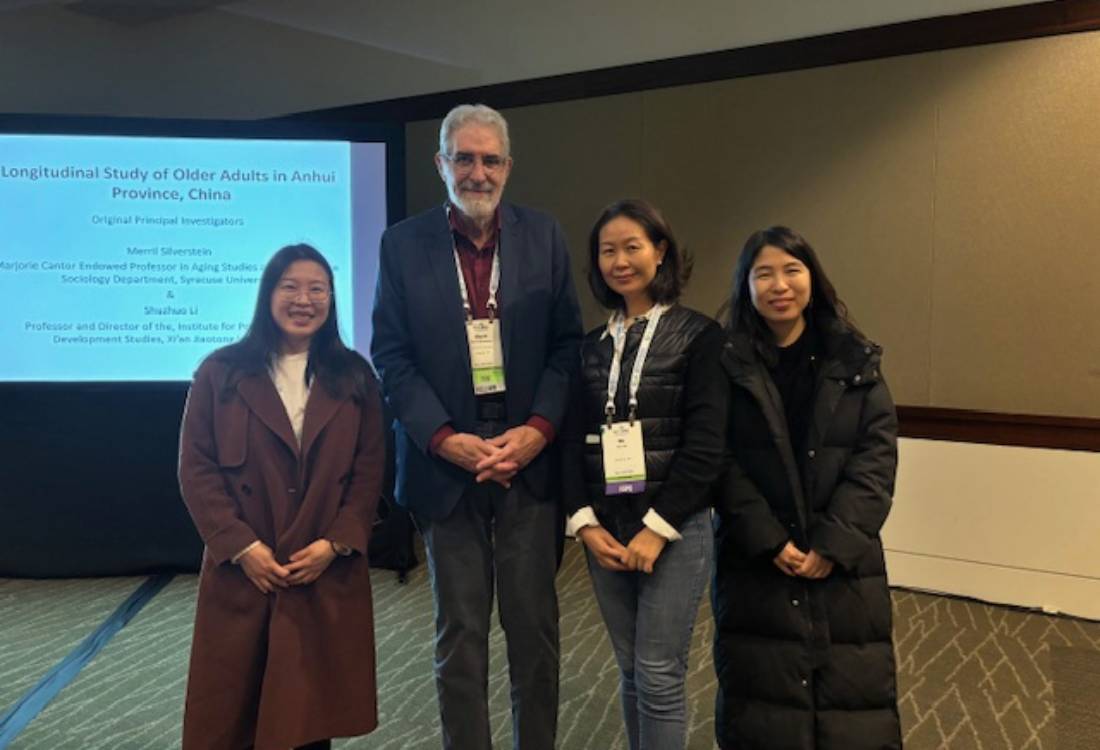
[{"x1": 438, "y1": 104, "x2": 511, "y2": 159}]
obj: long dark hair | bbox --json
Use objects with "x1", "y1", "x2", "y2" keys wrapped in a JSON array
[
  {"x1": 587, "y1": 199, "x2": 692, "y2": 310},
  {"x1": 722, "y1": 226, "x2": 856, "y2": 361},
  {"x1": 213, "y1": 243, "x2": 371, "y2": 400}
]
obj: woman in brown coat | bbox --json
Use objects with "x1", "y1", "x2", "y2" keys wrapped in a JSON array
[{"x1": 179, "y1": 243, "x2": 385, "y2": 750}]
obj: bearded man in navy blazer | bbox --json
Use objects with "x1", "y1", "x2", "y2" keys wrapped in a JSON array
[{"x1": 371, "y1": 104, "x2": 582, "y2": 750}]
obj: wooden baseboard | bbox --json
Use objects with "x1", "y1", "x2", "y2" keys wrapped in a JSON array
[{"x1": 897, "y1": 405, "x2": 1100, "y2": 452}]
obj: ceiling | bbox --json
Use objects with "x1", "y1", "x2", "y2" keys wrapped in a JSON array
[{"x1": 0, "y1": 0, "x2": 1037, "y2": 119}]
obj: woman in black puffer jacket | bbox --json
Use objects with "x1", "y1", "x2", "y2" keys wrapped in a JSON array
[
  {"x1": 713, "y1": 226, "x2": 901, "y2": 750},
  {"x1": 562, "y1": 199, "x2": 728, "y2": 750}
]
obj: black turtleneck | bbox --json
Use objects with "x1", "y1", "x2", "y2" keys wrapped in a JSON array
[{"x1": 767, "y1": 323, "x2": 820, "y2": 459}]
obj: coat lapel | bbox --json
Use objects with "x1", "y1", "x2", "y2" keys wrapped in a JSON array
[
  {"x1": 236, "y1": 373, "x2": 298, "y2": 457},
  {"x1": 498, "y1": 203, "x2": 521, "y2": 367},
  {"x1": 805, "y1": 320, "x2": 879, "y2": 453},
  {"x1": 300, "y1": 382, "x2": 342, "y2": 462},
  {"x1": 806, "y1": 363, "x2": 846, "y2": 456},
  {"x1": 426, "y1": 207, "x2": 473, "y2": 382}
]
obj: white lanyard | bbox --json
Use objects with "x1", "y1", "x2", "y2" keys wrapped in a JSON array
[
  {"x1": 604, "y1": 304, "x2": 667, "y2": 423},
  {"x1": 452, "y1": 240, "x2": 501, "y2": 320}
]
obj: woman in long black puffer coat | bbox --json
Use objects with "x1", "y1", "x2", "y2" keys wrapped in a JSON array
[{"x1": 712, "y1": 225, "x2": 901, "y2": 750}]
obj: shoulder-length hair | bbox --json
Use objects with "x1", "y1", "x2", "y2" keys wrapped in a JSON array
[
  {"x1": 722, "y1": 226, "x2": 856, "y2": 360},
  {"x1": 213, "y1": 243, "x2": 371, "y2": 400},
  {"x1": 587, "y1": 198, "x2": 692, "y2": 311}
]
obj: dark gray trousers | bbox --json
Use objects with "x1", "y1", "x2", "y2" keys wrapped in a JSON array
[{"x1": 417, "y1": 449, "x2": 560, "y2": 750}]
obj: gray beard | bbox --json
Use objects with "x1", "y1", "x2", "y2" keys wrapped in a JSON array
[{"x1": 451, "y1": 191, "x2": 498, "y2": 225}]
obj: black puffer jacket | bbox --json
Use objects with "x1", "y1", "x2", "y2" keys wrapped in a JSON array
[
  {"x1": 563, "y1": 305, "x2": 727, "y2": 531},
  {"x1": 713, "y1": 317, "x2": 901, "y2": 750}
]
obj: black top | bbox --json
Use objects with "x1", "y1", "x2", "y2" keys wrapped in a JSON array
[{"x1": 767, "y1": 323, "x2": 820, "y2": 461}]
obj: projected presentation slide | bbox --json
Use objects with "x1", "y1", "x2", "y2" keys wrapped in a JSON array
[{"x1": 1, "y1": 134, "x2": 386, "y2": 382}]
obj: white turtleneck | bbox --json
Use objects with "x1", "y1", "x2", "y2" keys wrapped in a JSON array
[{"x1": 270, "y1": 351, "x2": 311, "y2": 446}]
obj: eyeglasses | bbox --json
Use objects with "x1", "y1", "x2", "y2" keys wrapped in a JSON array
[
  {"x1": 276, "y1": 283, "x2": 330, "y2": 302},
  {"x1": 442, "y1": 152, "x2": 508, "y2": 173}
]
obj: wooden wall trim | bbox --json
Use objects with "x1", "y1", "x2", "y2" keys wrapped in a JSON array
[
  {"x1": 292, "y1": 0, "x2": 1100, "y2": 123},
  {"x1": 897, "y1": 406, "x2": 1100, "y2": 453}
]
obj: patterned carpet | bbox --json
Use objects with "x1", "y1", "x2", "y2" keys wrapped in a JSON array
[
  {"x1": 0, "y1": 577, "x2": 147, "y2": 715},
  {"x1": 892, "y1": 590, "x2": 1100, "y2": 750},
  {"x1": 2, "y1": 543, "x2": 1099, "y2": 749}
]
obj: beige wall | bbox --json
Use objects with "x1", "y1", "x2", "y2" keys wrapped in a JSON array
[{"x1": 406, "y1": 31, "x2": 1100, "y2": 418}]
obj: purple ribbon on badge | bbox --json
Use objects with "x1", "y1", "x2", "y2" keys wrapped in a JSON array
[{"x1": 605, "y1": 480, "x2": 646, "y2": 495}]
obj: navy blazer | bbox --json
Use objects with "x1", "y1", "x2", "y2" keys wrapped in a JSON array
[{"x1": 371, "y1": 202, "x2": 583, "y2": 520}]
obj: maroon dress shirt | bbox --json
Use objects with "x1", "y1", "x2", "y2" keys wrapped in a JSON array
[{"x1": 429, "y1": 204, "x2": 554, "y2": 454}]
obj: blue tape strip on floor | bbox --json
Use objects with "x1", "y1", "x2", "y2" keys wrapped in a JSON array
[{"x1": 0, "y1": 573, "x2": 174, "y2": 749}]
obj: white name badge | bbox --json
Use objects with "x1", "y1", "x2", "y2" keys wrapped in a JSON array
[
  {"x1": 466, "y1": 318, "x2": 506, "y2": 395},
  {"x1": 601, "y1": 420, "x2": 646, "y2": 495}
]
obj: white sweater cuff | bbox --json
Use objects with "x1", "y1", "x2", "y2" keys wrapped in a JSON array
[
  {"x1": 565, "y1": 506, "x2": 599, "y2": 538},
  {"x1": 643, "y1": 509, "x2": 682, "y2": 542}
]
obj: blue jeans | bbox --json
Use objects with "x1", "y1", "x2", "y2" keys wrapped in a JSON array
[{"x1": 584, "y1": 510, "x2": 712, "y2": 750}]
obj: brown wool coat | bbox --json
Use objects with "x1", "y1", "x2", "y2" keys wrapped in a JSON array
[{"x1": 178, "y1": 355, "x2": 384, "y2": 750}]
